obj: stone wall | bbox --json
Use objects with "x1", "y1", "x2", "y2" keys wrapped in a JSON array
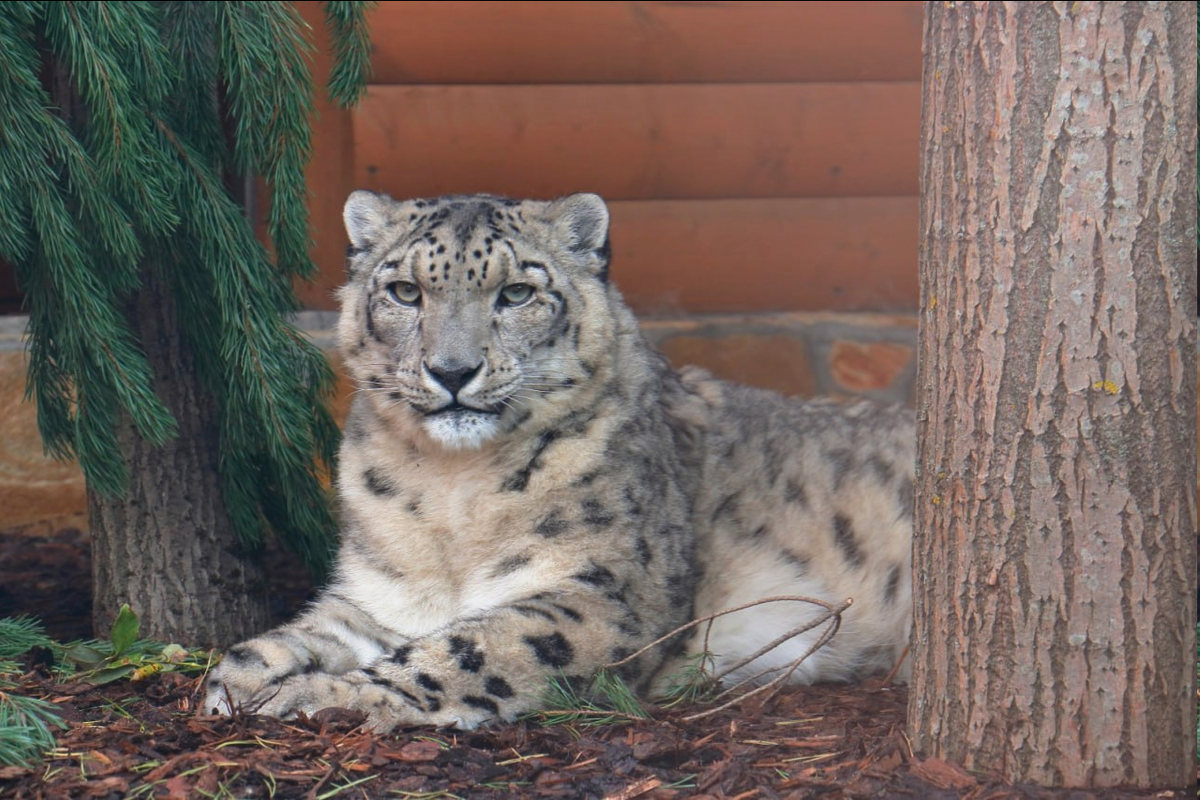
[
  {"x1": 7, "y1": 311, "x2": 1199, "y2": 545},
  {"x1": 0, "y1": 316, "x2": 87, "y2": 536},
  {"x1": 1, "y1": 311, "x2": 918, "y2": 537}
]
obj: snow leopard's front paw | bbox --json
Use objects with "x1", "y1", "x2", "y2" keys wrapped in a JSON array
[
  {"x1": 250, "y1": 671, "x2": 416, "y2": 733},
  {"x1": 203, "y1": 641, "x2": 309, "y2": 716}
]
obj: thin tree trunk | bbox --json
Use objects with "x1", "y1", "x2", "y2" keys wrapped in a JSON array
[
  {"x1": 88, "y1": 266, "x2": 270, "y2": 647},
  {"x1": 911, "y1": 1, "x2": 1196, "y2": 789}
]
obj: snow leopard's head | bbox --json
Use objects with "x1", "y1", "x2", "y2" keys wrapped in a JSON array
[{"x1": 338, "y1": 191, "x2": 619, "y2": 449}]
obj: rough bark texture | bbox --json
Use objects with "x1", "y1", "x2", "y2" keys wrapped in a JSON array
[
  {"x1": 88, "y1": 267, "x2": 270, "y2": 647},
  {"x1": 912, "y1": 1, "x2": 1196, "y2": 789}
]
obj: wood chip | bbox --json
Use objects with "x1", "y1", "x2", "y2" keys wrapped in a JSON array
[
  {"x1": 395, "y1": 739, "x2": 442, "y2": 762},
  {"x1": 604, "y1": 775, "x2": 663, "y2": 800}
]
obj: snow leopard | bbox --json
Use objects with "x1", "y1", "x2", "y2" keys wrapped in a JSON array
[{"x1": 203, "y1": 191, "x2": 914, "y2": 731}]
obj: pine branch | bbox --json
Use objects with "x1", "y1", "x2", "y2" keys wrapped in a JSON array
[
  {"x1": 151, "y1": 117, "x2": 337, "y2": 569},
  {"x1": 0, "y1": 688, "x2": 65, "y2": 768},
  {"x1": 2, "y1": 0, "x2": 366, "y2": 574},
  {"x1": 0, "y1": 6, "x2": 177, "y2": 489},
  {"x1": 0, "y1": 618, "x2": 53, "y2": 661},
  {"x1": 214, "y1": 2, "x2": 316, "y2": 278},
  {"x1": 0, "y1": 618, "x2": 65, "y2": 768},
  {"x1": 324, "y1": 1, "x2": 374, "y2": 107},
  {"x1": 41, "y1": 2, "x2": 178, "y2": 236},
  {"x1": 158, "y1": 2, "x2": 225, "y2": 166}
]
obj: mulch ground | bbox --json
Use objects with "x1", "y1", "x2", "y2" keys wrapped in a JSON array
[{"x1": 0, "y1": 528, "x2": 1190, "y2": 799}]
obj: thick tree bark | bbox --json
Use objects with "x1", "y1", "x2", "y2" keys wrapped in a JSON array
[
  {"x1": 88, "y1": 266, "x2": 270, "y2": 647},
  {"x1": 911, "y1": 1, "x2": 1196, "y2": 789}
]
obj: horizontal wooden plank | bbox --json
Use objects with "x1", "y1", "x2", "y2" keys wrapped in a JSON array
[
  {"x1": 295, "y1": 198, "x2": 918, "y2": 313},
  {"x1": 354, "y1": 84, "x2": 919, "y2": 201},
  {"x1": 368, "y1": 1, "x2": 923, "y2": 84},
  {"x1": 608, "y1": 198, "x2": 918, "y2": 314}
]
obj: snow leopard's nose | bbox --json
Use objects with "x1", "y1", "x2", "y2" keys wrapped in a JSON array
[{"x1": 426, "y1": 361, "x2": 482, "y2": 396}]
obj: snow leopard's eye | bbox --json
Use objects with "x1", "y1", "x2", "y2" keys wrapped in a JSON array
[
  {"x1": 387, "y1": 281, "x2": 421, "y2": 306},
  {"x1": 498, "y1": 284, "x2": 534, "y2": 307}
]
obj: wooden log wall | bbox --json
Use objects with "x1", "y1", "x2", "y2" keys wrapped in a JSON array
[{"x1": 296, "y1": 1, "x2": 924, "y2": 314}]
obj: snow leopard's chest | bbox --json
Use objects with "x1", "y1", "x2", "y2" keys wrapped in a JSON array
[{"x1": 337, "y1": 449, "x2": 576, "y2": 637}]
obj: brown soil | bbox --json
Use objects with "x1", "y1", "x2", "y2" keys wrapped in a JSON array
[{"x1": 0, "y1": 528, "x2": 1190, "y2": 799}]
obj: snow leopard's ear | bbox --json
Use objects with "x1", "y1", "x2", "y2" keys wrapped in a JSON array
[
  {"x1": 545, "y1": 193, "x2": 611, "y2": 281},
  {"x1": 343, "y1": 190, "x2": 391, "y2": 251}
]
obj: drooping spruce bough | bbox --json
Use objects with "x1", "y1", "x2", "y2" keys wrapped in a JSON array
[{"x1": 0, "y1": 2, "x2": 372, "y2": 641}]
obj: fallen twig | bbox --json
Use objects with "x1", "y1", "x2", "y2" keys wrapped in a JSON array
[{"x1": 600, "y1": 594, "x2": 853, "y2": 723}]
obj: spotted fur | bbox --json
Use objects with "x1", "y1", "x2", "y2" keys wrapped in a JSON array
[{"x1": 204, "y1": 192, "x2": 914, "y2": 730}]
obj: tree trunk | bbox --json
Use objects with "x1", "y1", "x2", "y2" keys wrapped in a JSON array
[
  {"x1": 911, "y1": 1, "x2": 1196, "y2": 789},
  {"x1": 88, "y1": 266, "x2": 271, "y2": 647}
]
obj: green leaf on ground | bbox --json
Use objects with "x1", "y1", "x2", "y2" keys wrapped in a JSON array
[{"x1": 109, "y1": 605, "x2": 140, "y2": 657}]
